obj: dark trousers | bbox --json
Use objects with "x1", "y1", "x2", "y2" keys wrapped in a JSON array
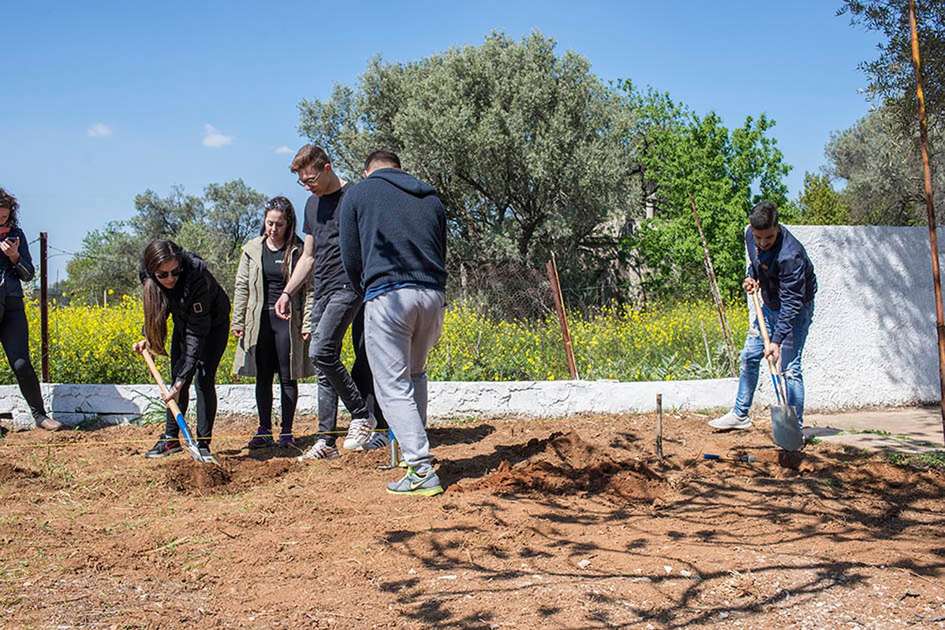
[
  {"x1": 0, "y1": 297, "x2": 46, "y2": 420},
  {"x1": 351, "y1": 305, "x2": 387, "y2": 431},
  {"x1": 254, "y1": 308, "x2": 298, "y2": 437},
  {"x1": 164, "y1": 323, "x2": 229, "y2": 446},
  {"x1": 310, "y1": 288, "x2": 369, "y2": 445}
]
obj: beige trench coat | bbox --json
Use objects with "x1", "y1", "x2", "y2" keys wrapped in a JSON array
[{"x1": 231, "y1": 236, "x2": 316, "y2": 379}]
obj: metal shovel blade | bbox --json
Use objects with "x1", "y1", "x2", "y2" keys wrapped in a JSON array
[
  {"x1": 770, "y1": 405, "x2": 804, "y2": 452},
  {"x1": 184, "y1": 442, "x2": 218, "y2": 465}
]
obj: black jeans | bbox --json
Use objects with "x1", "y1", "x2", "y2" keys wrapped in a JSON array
[
  {"x1": 310, "y1": 288, "x2": 369, "y2": 445},
  {"x1": 254, "y1": 308, "x2": 298, "y2": 437},
  {"x1": 164, "y1": 322, "x2": 229, "y2": 446},
  {"x1": 0, "y1": 297, "x2": 46, "y2": 420},
  {"x1": 351, "y1": 305, "x2": 387, "y2": 431}
]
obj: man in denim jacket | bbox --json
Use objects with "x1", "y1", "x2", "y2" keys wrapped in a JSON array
[{"x1": 710, "y1": 201, "x2": 817, "y2": 432}]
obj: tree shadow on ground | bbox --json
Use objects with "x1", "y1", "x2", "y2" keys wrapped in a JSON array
[{"x1": 374, "y1": 431, "x2": 945, "y2": 628}]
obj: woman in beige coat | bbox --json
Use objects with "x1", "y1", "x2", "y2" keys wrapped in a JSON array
[{"x1": 231, "y1": 196, "x2": 315, "y2": 449}]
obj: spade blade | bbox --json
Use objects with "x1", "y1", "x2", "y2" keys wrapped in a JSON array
[{"x1": 771, "y1": 405, "x2": 804, "y2": 452}]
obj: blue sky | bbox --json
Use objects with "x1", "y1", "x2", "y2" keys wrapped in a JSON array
[{"x1": 1, "y1": 1, "x2": 881, "y2": 281}]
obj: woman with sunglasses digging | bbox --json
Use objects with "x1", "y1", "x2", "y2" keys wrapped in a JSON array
[
  {"x1": 133, "y1": 239, "x2": 231, "y2": 460},
  {"x1": 231, "y1": 197, "x2": 315, "y2": 450}
]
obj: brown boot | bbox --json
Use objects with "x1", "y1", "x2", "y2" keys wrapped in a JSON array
[{"x1": 35, "y1": 415, "x2": 64, "y2": 431}]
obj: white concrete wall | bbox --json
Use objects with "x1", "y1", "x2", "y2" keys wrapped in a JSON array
[
  {"x1": 0, "y1": 379, "x2": 738, "y2": 429},
  {"x1": 1, "y1": 225, "x2": 940, "y2": 429},
  {"x1": 785, "y1": 225, "x2": 943, "y2": 409}
]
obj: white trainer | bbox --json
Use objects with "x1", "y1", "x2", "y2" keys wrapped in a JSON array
[
  {"x1": 343, "y1": 417, "x2": 377, "y2": 450},
  {"x1": 708, "y1": 412, "x2": 752, "y2": 431},
  {"x1": 297, "y1": 438, "x2": 340, "y2": 461}
]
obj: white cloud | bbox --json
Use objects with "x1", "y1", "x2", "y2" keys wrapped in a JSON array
[
  {"x1": 202, "y1": 124, "x2": 233, "y2": 148},
  {"x1": 274, "y1": 145, "x2": 293, "y2": 155},
  {"x1": 87, "y1": 123, "x2": 113, "y2": 138}
]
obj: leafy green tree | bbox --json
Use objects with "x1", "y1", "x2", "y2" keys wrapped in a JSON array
[
  {"x1": 63, "y1": 222, "x2": 143, "y2": 305},
  {"x1": 129, "y1": 186, "x2": 205, "y2": 241},
  {"x1": 840, "y1": 0, "x2": 945, "y2": 120},
  {"x1": 298, "y1": 31, "x2": 641, "y2": 307},
  {"x1": 64, "y1": 180, "x2": 266, "y2": 304},
  {"x1": 626, "y1": 87, "x2": 791, "y2": 300},
  {"x1": 825, "y1": 104, "x2": 943, "y2": 224},
  {"x1": 797, "y1": 172, "x2": 852, "y2": 224}
]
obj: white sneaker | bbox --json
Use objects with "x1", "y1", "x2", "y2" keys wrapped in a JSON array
[
  {"x1": 363, "y1": 430, "x2": 390, "y2": 451},
  {"x1": 343, "y1": 416, "x2": 377, "y2": 450},
  {"x1": 297, "y1": 438, "x2": 340, "y2": 461},
  {"x1": 708, "y1": 412, "x2": 752, "y2": 431}
]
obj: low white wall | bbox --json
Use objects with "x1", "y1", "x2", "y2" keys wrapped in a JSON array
[{"x1": 0, "y1": 379, "x2": 738, "y2": 429}]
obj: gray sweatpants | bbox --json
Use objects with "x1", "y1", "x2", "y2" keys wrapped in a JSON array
[{"x1": 364, "y1": 287, "x2": 445, "y2": 471}]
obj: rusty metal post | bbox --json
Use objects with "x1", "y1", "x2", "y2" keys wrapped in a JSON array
[
  {"x1": 655, "y1": 393, "x2": 664, "y2": 461},
  {"x1": 545, "y1": 254, "x2": 578, "y2": 379},
  {"x1": 39, "y1": 232, "x2": 49, "y2": 382},
  {"x1": 909, "y1": 0, "x2": 945, "y2": 445}
]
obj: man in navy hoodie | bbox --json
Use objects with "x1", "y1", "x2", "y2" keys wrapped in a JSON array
[
  {"x1": 709, "y1": 200, "x2": 817, "y2": 432},
  {"x1": 339, "y1": 150, "x2": 447, "y2": 496}
]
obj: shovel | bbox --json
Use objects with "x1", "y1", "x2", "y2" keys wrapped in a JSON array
[
  {"x1": 750, "y1": 290, "x2": 804, "y2": 452},
  {"x1": 140, "y1": 348, "x2": 218, "y2": 465}
]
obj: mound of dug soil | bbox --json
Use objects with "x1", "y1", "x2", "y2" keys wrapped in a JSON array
[
  {"x1": 0, "y1": 462, "x2": 41, "y2": 483},
  {"x1": 473, "y1": 431, "x2": 664, "y2": 501},
  {"x1": 163, "y1": 458, "x2": 296, "y2": 495}
]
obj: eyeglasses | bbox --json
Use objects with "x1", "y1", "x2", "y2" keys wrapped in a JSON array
[
  {"x1": 155, "y1": 266, "x2": 182, "y2": 280},
  {"x1": 296, "y1": 170, "x2": 323, "y2": 188}
]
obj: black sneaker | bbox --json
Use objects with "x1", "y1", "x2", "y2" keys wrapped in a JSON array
[
  {"x1": 277, "y1": 434, "x2": 296, "y2": 449},
  {"x1": 145, "y1": 436, "x2": 182, "y2": 459},
  {"x1": 197, "y1": 445, "x2": 214, "y2": 461},
  {"x1": 247, "y1": 432, "x2": 275, "y2": 449}
]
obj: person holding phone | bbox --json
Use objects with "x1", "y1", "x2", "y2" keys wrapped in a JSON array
[{"x1": 0, "y1": 187, "x2": 62, "y2": 430}]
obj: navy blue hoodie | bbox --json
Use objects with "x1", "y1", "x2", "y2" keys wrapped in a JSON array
[
  {"x1": 338, "y1": 168, "x2": 447, "y2": 299},
  {"x1": 745, "y1": 225, "x2": 817, "y2": 344}
]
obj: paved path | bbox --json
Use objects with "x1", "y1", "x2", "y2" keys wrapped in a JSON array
[{"x1": 804, "y1": 406, "x2": 944, "y2": 453}]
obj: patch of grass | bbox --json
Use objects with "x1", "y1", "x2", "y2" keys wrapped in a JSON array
[
  {"x1": 887, "y1": 450, "x2": 945, "y2": 471},
  {"x1": 807, "y1": 436, "x2": 822, "y2": 446},
  {"x1": 132, "y1": 400, "x2": 168, "y2": 427},
  {"x1": 858, "y1": 429, "x2": 892, "y2": 437}
]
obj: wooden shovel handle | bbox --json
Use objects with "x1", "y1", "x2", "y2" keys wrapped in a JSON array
[
  {"x1": 750, "y1": 290, "x2": 780, "y2": 375},
  {"x1": 141, "y1": 348, "x2": 185, "y2": 418}
]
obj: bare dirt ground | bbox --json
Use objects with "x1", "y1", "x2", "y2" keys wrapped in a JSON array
[{"x1": 1, "y1": 411, "x2": 944, "y2": 629}]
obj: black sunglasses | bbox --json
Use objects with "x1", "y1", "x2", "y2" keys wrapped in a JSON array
[{"x1": 155, "y1": 266, "x2": 182, "y2": 280}]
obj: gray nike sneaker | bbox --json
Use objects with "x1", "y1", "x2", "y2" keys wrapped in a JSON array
[{"x1": 386, "y1": 467, "x2": 444, "y2": 497}]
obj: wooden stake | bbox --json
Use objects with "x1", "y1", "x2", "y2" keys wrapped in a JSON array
[
  {"x1": 909, "y1": 0, "x2": 945, "y2": 446},
  {"x1": 546, "y1": 253, "x2": 579, "y2": 379},
  {"x1": 690, "y1": 195, "x2": 739, "y2": 376},
  {"x1": 655, "y1": 393, "x2": 664, "y2": 461}
]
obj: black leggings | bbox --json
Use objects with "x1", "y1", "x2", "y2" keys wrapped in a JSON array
[
  {"x1": 255, "y1": 308, "x2": 298, "y2": 437},
  {"x1": 164, "y1": 322, "x2": 229, "y2": 446},
  {"x1": 1, "y1": 297, "x2": 46, "y2": 420}
]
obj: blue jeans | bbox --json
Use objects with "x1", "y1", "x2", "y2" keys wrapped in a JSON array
[{"x1": 732, "y1": 301, "x2": 814, "y2": 425}]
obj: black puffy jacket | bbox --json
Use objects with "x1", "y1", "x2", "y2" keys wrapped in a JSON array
[{"x1": 139, "y1": 251, "x2": 230, "y2": 382}]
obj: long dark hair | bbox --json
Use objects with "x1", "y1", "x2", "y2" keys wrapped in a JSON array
[
  {"x1": 141, "y1": 239, "x2": 183, "y2": 356},
  {"x1": 260, "y1": 196, "x2": 302, "y2": 285},
  {"x1": 0, "y1": 187, "x2": 20, "y2": 229}
]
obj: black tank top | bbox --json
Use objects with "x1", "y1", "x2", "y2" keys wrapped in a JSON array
[{"x1": 262, "y1": 242, "x2": 287, "y2": 308}]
